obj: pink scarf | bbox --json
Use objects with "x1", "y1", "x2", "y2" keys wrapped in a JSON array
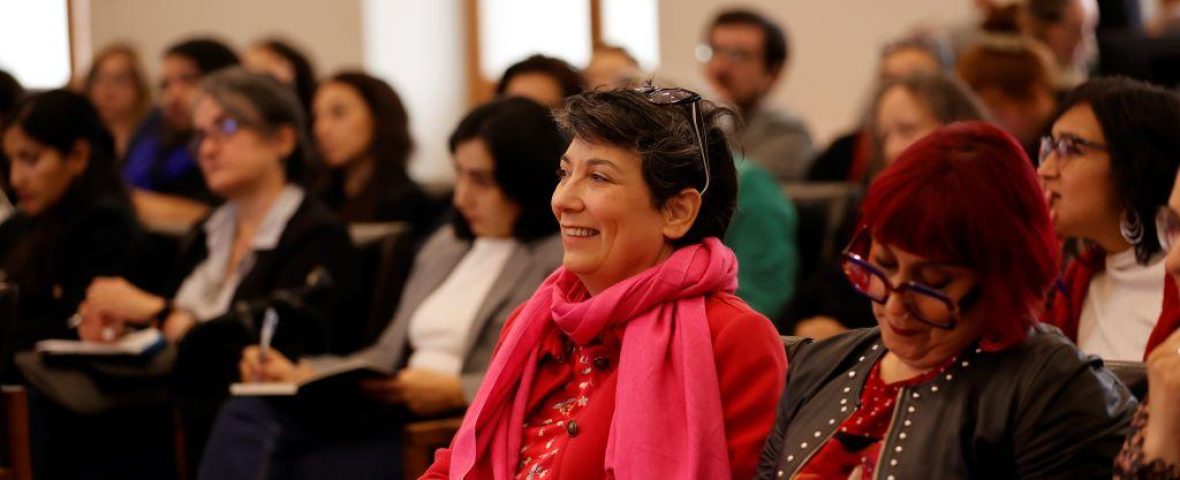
[{"x1": 449, "y1": 238, "x2": 738, "y2": 479}]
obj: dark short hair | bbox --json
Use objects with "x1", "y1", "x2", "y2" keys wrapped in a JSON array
[
  {"x1": 448, "y1": 97, "x2": 566, "y2": 242},
  {"x1": 1051, "y1": 76, "x2": 1180, "y2": 264},
  {"x1": 0, "y1": 69, "x2": 23, "y2": 126},
  {"x1": 255, "y1": 38, "x2": 317, "y2": 119},
  {"x1": 198, "y1": 68, "x2": 311, "y2": 185},
  {"x1": 4, "y1": 89, "x2": 130, "y2": 211},
  {"x1": 323, "y1": 72, "x2": 414, "y2": 186},
  {"x1": 165, "y1": 38, "x2": 240, "y2": 75},
  {"x1": 554, "y1": 88, "x2": 739, "y2": 247},
  {"x1": 1026, "y1": 0, "x2": 1074, "y2": 24},
  {"x1": 709, "y1": 9, "x2": 790, "y2": 72},
  {"x1": 495, "y1": 54, "x2": 585, "y2": 100}
]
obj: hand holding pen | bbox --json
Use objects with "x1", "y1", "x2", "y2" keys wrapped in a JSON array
[{"x1": 256, "y1": 308, "x2": 279, "y2": 382}]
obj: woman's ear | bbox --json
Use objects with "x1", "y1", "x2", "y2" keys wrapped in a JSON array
[
  {"x1": 65, "y1": 139, "x2": 91, "y2": 179},
  {"x1": 661, "y1": 187, "x2": 702, "y2": 241},
  {"x1": 271, "y1": 125, "x2": 298, "y2": 158}
]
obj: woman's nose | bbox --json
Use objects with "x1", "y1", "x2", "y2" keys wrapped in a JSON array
[
  {"x1": 551, "y1": 178, "x2": 582, "y2": 214},
  {"x1": 1036, "y1": 152, "x2": 1058, "y2": 179},
  {"x1": 452, "y1": 179, "x2": 470, "y2": 208}
]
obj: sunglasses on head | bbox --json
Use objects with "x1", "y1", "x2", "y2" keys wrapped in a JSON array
[{"x1": 635, "y1": 85, "x2": 712, "y2": 195}]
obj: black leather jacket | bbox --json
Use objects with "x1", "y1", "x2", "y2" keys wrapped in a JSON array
[{"x1": 756, "y1": 324, "x2": 1137, "y2": 479}]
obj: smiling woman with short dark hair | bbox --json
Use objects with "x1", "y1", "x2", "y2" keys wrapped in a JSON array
[{"x1": 423, "y1": 87, "x2": 786, "y2": 480}]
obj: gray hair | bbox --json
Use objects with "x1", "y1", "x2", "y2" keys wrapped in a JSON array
[{"x1": 197, "y1": 67, "x2": 311, "y2": 183}]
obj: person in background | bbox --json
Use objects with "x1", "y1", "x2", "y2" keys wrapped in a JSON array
[
  {"x1": 74, "y1": 69, "x2": 362, "y2": 470},
  {"x1": 243, "y1": 37, "x2": 317, "y2": 122},
  {"x1": 199, "y1": 97, "x2": 566, "y2": 480},
  {"x1": 726, "y1": 155, "x2": 800, "y2": 319},
  {"x1": 496, "y1": 54, "x2": 585, "y2": 108},
  {"x1": 81, "y1": 44, "x2": 152, "y2": 159},
  {"x1": 788, "y1": 73, "x2": 987, "y2": 339},
  {"x1": 757, "y1": 122, "x2": 1135, "y2": 480},
  {"x1": 583, "y1": 44, "x2": 643, "y2": 90},
  {"x1": 957, "y1": 6, "x2": 1059, "y2": 160},
  {"x1": 700, "y1": 8, "x2": 813, "y2": 182},
  {"x1": 1021, "y1": 0, "x2": 1100, "y2": 90},
  {"x1": 1112, "y1": 165, "x2": 1180, "y2": 478},
  {"x1": 1148, "y1": 0, "x2": 1180, "y2": 36},
  {"x1": 1040, "y1": 77, "x2": 1180, "y2": 362},
  {"x1": 0, "y1": 69, "x2": 24, "y2": 257},
  {"x1": 0, "y1": 90, "x2": 160, "y2": 479},
  {"x1": 312, "y1": 72, "x2": 434, "y2": 229},
  {"x1": 125, "y1": 38, "x2": 239, "y2": 231},
  {"x1": 0, "y1": 89, "x2": 142, "y2": 371},
  {"x1": 809, "y1": 34, "x2": 950, "y2": 183},
  {"x1": 0, "y1": 68, "x2": 23, "y2": 128}
]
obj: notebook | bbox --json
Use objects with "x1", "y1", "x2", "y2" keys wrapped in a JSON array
[
  {"x1": 230, "y1": 356, "x2": 390, "y2": 396},
  {"x1": 36, "y1": 328, "x2": 165, "y2": 356}
]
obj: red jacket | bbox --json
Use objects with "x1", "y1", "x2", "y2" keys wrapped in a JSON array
[
  {"x1": 421, "y1": 292, "x2": 788, "y2": 479},
  {"x1": 1044, "y1": 248, "x2": 1180, "y2": 360}
]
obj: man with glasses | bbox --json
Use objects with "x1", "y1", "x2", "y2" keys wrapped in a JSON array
[{"x1": 699, "y1": 9, "x2": 813, "y2": 182}]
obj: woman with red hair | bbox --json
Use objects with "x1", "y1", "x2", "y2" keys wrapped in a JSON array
[{"x1": 757, "y1": 121, "x2": 1135, "y2": 479}]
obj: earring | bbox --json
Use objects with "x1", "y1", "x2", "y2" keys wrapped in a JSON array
[{"x1": 1121, "y1": 209, "x2": 1144, "y2": 246}]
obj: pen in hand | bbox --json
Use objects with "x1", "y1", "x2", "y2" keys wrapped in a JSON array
[{"x1": 256, "y1": 308, "x2": 279, "y2": 382}]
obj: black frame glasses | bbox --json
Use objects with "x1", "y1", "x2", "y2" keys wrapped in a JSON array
[
  {"x1": 637, "y1": 86, "x2": 712, "y2": 195},
  {"x1": 1038, "y1": 134, "x2": 1109, "y2": 168},
  {"x1": 840, "y1": 230, "x2": 962, "y2": 330}
]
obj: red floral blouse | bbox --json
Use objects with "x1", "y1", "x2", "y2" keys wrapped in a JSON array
[{"x1": 515, "y1": 329, "x2": 623, "y2": 479}]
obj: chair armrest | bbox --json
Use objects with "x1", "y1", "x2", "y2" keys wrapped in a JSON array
[{"x1": 402, "y1": 416, "x2": 464, "y2": 479}]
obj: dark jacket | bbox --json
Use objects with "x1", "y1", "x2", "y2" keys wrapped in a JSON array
[
  {"x1": 757, "y1": 324, "x2": 1137, "y2": 480},
  {"x1": 0, "y1": 198, "x2": 143, "y2": 381},
  {"x1": 171, "y1": 193, "x2": 364, "y2": 395},
  {"x1": 168, "y1": 192, "x2": 363, "y2": 470},
  {"x1": 317, "y1": 171, "x2": 439, "y2": 233}
]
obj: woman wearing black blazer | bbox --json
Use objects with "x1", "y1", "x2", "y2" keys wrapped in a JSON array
[
  {"x1": 0, "y1": 90, "x2": 143, "y2": 377},
  {"x1": 73, "y1": 68, "x2": 361, "y2": 473},
  {"x1": 199, "y1": 97, "x2": 567, "y2": 480}
]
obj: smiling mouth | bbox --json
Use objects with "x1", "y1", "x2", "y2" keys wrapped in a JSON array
[{"x1": 563, "y1": 227, "x2": 600, "y2": 238}]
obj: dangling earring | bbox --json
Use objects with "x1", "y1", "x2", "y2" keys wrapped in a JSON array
[{"x1": 1121, "y1": 209, "x2": 1144, "y2": 245}]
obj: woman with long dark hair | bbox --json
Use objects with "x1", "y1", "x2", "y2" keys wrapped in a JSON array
[{"x1": 312, "y1": 72, "x2": 435, "y2": 229}]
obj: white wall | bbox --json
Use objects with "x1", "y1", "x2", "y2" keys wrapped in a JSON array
[
  {"x1": 78, "y1": 0, "x2": 466, "y2": 186},
  {"x1": 362, "y1": 0, "x2": 467, "y2": 187},
  {"x1": 656, "y1": 0, "x2": 976, "y2": 146},
  {"x1": 81, "y1": 0, "x2": 364, "y2": 82}
]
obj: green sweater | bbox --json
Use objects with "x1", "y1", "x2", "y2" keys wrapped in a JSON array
[{"x1": 725, "y1": 160, "x2": 800, "y2": 319}]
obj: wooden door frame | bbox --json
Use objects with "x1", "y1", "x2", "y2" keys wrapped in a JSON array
[{"x1": 464, "y1": 0, "x2": 602, "y2": 106}]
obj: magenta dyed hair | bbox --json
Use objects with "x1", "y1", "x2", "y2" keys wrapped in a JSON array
[{"x1": 858, "y1": 121, "x2": 1059, "y2": 350}]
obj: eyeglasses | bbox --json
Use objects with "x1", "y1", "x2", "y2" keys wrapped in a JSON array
[
  {"x1": 694, "y1": 44, "x2": 757, "y2": 64},
  {"x1": 840, "y1": 230, "x2": 963, "y2": 330},
  {"x1": 188, "y1": 116, "x2": 242, "y2": 158},
  {"x1": 1156, "y1": 206, "x2": 1180, "y2": 252},
  {"x1": 637, "y1": 86, "x2": 711, "y2": 195},
  {"x1": 1038, "y1": 134, "x2": 1108, "y2": 169}
]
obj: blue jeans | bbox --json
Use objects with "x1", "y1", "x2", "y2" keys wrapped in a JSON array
[{"x1": 198, "y1": 396, "x2": 403, "y2": 480}]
